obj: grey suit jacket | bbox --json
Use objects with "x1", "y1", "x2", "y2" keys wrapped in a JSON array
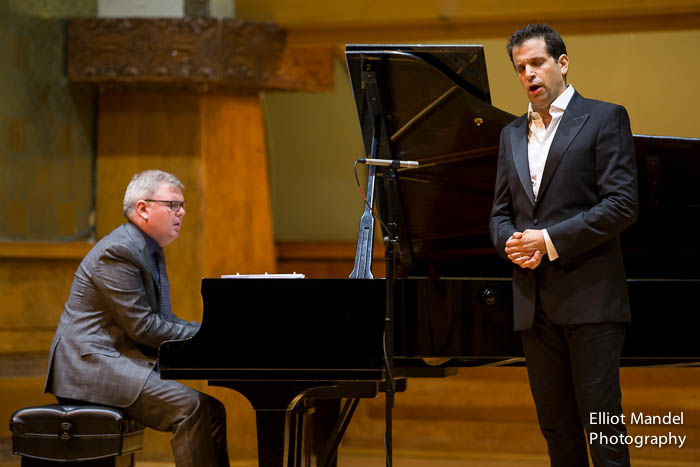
[
  {"x1": 44, "y1": 222, "x2": 199, "y2": 407},
  {"x1": 490, "y1": 92, "x2": 638, "y2": 331}
]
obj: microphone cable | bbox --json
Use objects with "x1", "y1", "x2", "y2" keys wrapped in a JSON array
[{"x1": 353, "y1": 158, "x2": 396, "y2": 467}]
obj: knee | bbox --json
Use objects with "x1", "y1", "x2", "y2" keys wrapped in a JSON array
[
  {"x1": 188, "y1": 393, "x2": 225, "y2": 419},
  {"x1": 170, "y1": 391, "x2": 203, "y2": 429},
  {"x1": 208, "y1": 394, "x2": 225, "y2": 411},
  {"x1": 204, "y1": 394, "x2": 227, "y2": 421},
  {"x1": 174, "y1": 391, "x2": 226, "y2": 426}
]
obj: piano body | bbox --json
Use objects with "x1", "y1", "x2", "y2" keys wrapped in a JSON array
[{"x1": 159, "y1": 45, "x2": 700, "y2": 466}]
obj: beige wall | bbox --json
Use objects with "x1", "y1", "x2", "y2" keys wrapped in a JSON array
[
  {"x1": 263, "y1": 28, "x2": 700, "y2": 241},
  {"x1": 262, "y1": 59, "x2": 366, "y2": 242},
  {"x1": 490, "y1": 29, "x2": 700, "y2": 137}
]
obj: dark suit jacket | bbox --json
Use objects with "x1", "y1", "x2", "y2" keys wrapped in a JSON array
[
  {"x1": 44, "y1": 222, "x2": 199, "y2": 407},
  {"x1": 490, "y1": 91, "x2": 638, "y2": 331}
]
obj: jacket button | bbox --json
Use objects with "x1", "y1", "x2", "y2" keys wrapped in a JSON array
[{"x1": 533, "y1": 218, "x2": 539, "y2": 225}]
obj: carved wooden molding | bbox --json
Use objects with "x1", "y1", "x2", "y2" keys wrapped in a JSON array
[{"x1": 67, "y1": 18, "x2": 333, "y2": 92}]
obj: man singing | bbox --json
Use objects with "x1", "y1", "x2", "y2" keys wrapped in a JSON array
[{"x1": 490, "y1": 24, "x2": 638, "y2": 466}]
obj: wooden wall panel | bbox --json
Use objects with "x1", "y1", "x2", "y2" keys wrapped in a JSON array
[
  {"x1": 201, "y1": 93, "x2": 277, "y2": 277},
  {"x1": 0, "y1": 377, "x2": 57, "y2": 438},
  {"x1": 0, "y1": 352, "x2": 57, "y2": 463},
  {"x1": 277, "y1": 241, "x2": 383, "y2": 278},
  {"x1": 237, "y1": 0, "x2": 700, "y2": 44},
  {"x1": 0, "y1": 259, "x2": 82, "y2": 353},
  {"x1": 238, "y1": 0, "x2": 700, "y2": 24},
  {"x1": 0, "y1": 243, "x2": 91, "y2": 259}
]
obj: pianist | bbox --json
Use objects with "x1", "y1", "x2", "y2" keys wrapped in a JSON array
[
  {"x1": 490, "y1": 24, "x2": 638, "y2": 466},
  {"x1": 43, "y1": 170, "x2": 231, "y2": 467}
]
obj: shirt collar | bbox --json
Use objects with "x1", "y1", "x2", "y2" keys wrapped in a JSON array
[
  {"x1": 528, "y1": 84, "x2": 575, "y2": 117},
  {"x1": 130, "y1": 221, "x2": 161, "y2": 256}
]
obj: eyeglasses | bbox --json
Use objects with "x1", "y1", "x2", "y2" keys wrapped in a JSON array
[{"x1": 144, "y1": 199, "x2": 185, "y2": 212}]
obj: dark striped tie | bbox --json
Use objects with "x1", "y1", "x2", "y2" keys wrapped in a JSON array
[{"x1": 156, "y1": 249, "x2": 175, "y2": 322}]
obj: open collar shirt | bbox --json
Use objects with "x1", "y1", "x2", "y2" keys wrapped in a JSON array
[{"x1": 526, "y1": 83, "x2": 575, "y2": 260}]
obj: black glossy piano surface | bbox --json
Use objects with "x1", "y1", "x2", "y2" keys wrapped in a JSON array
[{"x1": 159, "y1": 44, "x2": 700, "y2": 466}]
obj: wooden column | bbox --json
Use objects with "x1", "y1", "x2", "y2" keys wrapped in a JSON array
[{"x1": 200, "y1": 92, "x2": 276, "y2": 278}]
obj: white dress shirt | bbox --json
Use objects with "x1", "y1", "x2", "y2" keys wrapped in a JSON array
[{"x1": 527, "y1": 84, "x2": 575, "y2": 261}]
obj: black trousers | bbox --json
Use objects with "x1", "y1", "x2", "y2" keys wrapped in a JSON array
[{"x1": 520, "y1": 300, "x2": 630, "y2": 467}]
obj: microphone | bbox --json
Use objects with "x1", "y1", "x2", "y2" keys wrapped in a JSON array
[{"x1": 356, "y1": 158, "x2": 419, "y2": 168}]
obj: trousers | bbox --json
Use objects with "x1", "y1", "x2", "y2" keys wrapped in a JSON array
[
  {"x1": 520, "y1": 299, "x2": 630, "y2": 467},
  {"x1": 124, "y1": 369, "x2": 230, "y2": 467}
]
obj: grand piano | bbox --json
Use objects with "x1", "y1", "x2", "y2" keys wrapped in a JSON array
[{"x1": 159, "y1": 44, "x2": 700, "y2": 466}]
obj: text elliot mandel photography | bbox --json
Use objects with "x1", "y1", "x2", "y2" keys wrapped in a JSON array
[{"x1": 589, "y1": 412, "x2": 687, "y2": 448}]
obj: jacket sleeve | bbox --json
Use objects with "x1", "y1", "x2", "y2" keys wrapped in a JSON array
[
  {"x1": 545, "y1": 105, "x2": 638, "y2": 263},
  {"x1": 92, "y1": 244, "x2": 200, "y2": 348},
  {"x1": 490, "y1": 125, "x2": 518, "y2": 260}
]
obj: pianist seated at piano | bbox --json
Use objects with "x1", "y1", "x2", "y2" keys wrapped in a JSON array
[{"x1": 43, "y1": 170, "x2": 231, "y2": 467}]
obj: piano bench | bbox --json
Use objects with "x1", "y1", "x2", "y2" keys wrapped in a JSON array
[{"x1": 10, "y1": 404, "x2": 145, "y2": 466}]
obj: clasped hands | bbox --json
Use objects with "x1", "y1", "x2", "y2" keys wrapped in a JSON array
[{"x1": 505, "y1": 229, "x2": 546, "y2": 270}]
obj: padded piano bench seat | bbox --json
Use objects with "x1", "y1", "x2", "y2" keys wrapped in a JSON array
[{"x1": 10, "y1": 404, "x2": 145, "y2": 466}]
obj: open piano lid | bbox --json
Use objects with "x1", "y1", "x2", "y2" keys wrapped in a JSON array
[
  {"x1": 346, "y1": 44, "x2": 700, "y2": 280},
  {"x1": 346, "y1": 44, "x2": 516, "y2": 278}
]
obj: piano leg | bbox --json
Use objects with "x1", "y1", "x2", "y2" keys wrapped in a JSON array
[
  {"x1": 290, "y1": 404, "x2": 303, "y2": 467},
  {"x1": 210, "y1": 380, "x2": 380, "y2": 467},
  {"x1": 249, "y1": 404, "x2": 317, "y2": 467},
  {"x1": 210, "y1": 381, "x2": 361, "y2": 467},
  {"x1": 312, "y1": 399, "x2": 340, "y2": 467},
  {"x1": 255, "y1": 409, "x2": 293, "y2": 467},
  {"x1": 312, "y1": 398, "x2": 364, "y2": 467}
]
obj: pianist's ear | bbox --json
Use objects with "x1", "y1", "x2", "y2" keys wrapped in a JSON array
[{"x1": 135, "y1": 200, "x2": 149, "y2": 220}]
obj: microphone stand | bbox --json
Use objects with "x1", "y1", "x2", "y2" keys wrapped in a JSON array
[
  {"x1": 381, "y1": 165, "x2": 399, "y2": 467},
  {"x1": 355, "y1": 66, "x2": 408, "y2": 467}
]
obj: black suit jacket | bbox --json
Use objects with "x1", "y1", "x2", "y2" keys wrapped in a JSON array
[{"x1": 490, "y1": 91, "x2": 638, "y2": 331}]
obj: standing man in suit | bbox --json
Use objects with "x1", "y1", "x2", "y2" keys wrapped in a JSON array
[
  {"x1": 490, "y1": 24, "x2": 638, "y2": 466},
  {"x1": 45, "y1": 170, "x2": 230, "y2": 467}
]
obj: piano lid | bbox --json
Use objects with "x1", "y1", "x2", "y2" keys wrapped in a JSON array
[
  {"x1": 346, "y1": 44, "x2": 516, "y2": 278},
  {"x1": 346, "y1": 44, "x2": 700, "y2": 280}
]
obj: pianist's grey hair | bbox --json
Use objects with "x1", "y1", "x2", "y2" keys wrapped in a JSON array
[{"x1": 123, "y1": 170, "x2": 184, "y2": 218}]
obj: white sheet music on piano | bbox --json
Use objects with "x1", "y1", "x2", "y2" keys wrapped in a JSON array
[{"x1": 220, "y1": 272, "x2": 305, "y2": 279}]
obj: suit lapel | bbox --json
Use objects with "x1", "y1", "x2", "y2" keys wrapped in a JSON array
[
  {"x1": 537, "y1": 92, "x2": 589, "y2": 203},
  {"x1": 124, "y1": 222, "x2": 159, "y2": 300},
  {"x1": 510, "y1": 116, "x2": 536, "y2": 206}
]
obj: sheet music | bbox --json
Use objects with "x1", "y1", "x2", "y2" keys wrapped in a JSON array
[{"x1": 220, "y1": 273, "x2": 305, "y2": 279}]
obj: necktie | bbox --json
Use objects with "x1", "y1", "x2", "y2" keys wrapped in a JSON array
[{"x1": 156, "y1": 249, "x2": 175, "y2": 322}]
